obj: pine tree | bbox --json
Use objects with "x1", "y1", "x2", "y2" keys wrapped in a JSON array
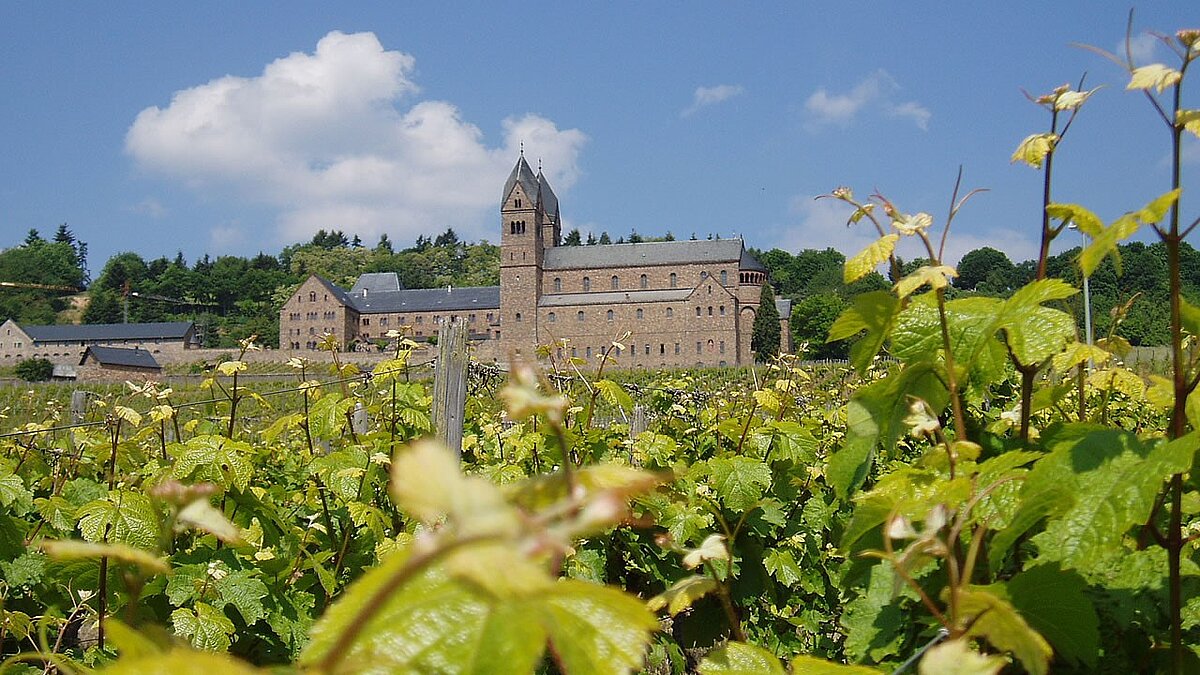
[{"x1": 751, "y1": 283, "x2": 781, "y2": 362}]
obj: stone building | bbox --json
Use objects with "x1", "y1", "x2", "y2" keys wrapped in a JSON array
[
  {"x1": 0, "y1": 320, "x2": 198, "y2": 365},
  {"x1": 279, "y1": 156, "x2": 791, "y2": 367},
  {"x1": 77, "y1": 345, "x2": 163, "y2": 381}
]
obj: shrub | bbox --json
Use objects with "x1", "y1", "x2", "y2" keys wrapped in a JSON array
[{"x1": 15, "y1": 357, "x2": 53, "y2": 382}]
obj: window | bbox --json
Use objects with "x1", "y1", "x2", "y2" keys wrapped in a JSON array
[
  {"x1": 697, "y1": 341, "x2": 702, "y2": 353},
  {"x1": 548, "y1": 312, "x2": 556, "y2": 322},
  {"x1": 720, "y1": 306, "x2": 725, "y2": 315},
  {"x1": 583, "y1": 277, "x2": 591, "y2": 291},
  {"x1": 572, "y1": 347, "x2": 577, "y2": 357},
  {"x1": 720, "y1": 270, "x2": 728, "y2": 285},
  {"x1": 309, "y1": 291, "x2": 317, "y2": 301},
  {"x1": 720, "y1": 341, "x2": 726, "y2": 354},
  {"x1": 666, "y1": 308, "x2": 673, "y2": 318},
  {"x1": 469, "y1": 314, "x2": 476, "y2": 323},
  {"x1": 416, "y1": 316, "x2": 423, "y2": 324},
  {"x1": 606, "y1": 310, "x2": 614, "y2": 321},
  {"x1": 660, "y1": 344, "x2": 666, "y2": 355},
  {"x1": 586, "y1": 347, "x2": 592, "y2": 358},
  {"x1": 577, "y1": 311, "x2": 585, "y2": 322},
  {"x1": 611, "y1": 275, "x2": 619, "y2": 290},
  {"x1": 640, "y1": 274, "x2": 648, "y2": 289},
  {"x1": 695, "y1": 306, "x2": 701, "y2": 317},
  {"x1": 515, "y1": 312, "x2": 522, "y2": 322},
  {"x1": 708, "y1": 306, "x2": 713, "y2": 316},
  {"x1": 675, "y1": 343, "x2": 681, "y2": 355},
  {"x1": 554, "y1": 277, "x2": 562, "y2": 292},
  {"x1": 362, "y1": 318, "x2": 370, "y2": 326},
  {"x1": 515, "y1": 198, "x2": 522, "y2": 208},
  {"x1": 636, "y1": 308, "x2": 643, "y2": 320},
  {"x1": 645, "y1": 344, "x2": 651, "y2": 355},
  {"x1": 670, "y1": 273, "x2": 677, "y2": 288},
  {"x1": 380, "y1": 317, "x2": 389, "y2": 326}
]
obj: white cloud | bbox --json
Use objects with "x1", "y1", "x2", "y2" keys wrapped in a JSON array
[
  {"x1": 770, "y1": 194, "x2": 1037, "y2": 268},
  {"x1": 682, "y1": 84, "x2": 744, "y2": 117},
  {"x1": 128, "y1": 197, "x2": 168, "y2": 218},
  {"x1": 886, "y1": 101, "x2": 931, "y2": 131},
  {"x1": 209, "y1": 223, "x2": 246, "y2": 253},
  {"x1": 804, "y1": 70, "x2": 929, "y2": 131},
  {"x1": 126, "y1": 31, "x2": 587, "y2": 247}
]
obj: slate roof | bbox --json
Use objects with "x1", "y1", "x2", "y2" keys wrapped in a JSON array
[
  {"x1": 81, "y1": 346, "x2": 161, "y2": 370},
  {"x1": 537, "y1": 172, "x2": 559, "y2": 216},
  {"x1": 503, "y1": 156, "x2": 540, "y2": 203},
  {"x1": 539, "y1": 289, "x2": 694, "y2": 307},
  {"x1": 350, "y1": 272, "x2": 402, "y2": 294},
  {"x1": 351, "y1": 286, "x2": 500, "y2": 314},
  {"x1": 312, "y1": 275, "x2": 356, "y2": 307},
  {"x1": 775, "y1": 298, "x2": 792, "y2": 317},
  {"x1": 543, "y1": 239, "x2": 763, "y2": 271},
  {"x1": 22, "y1": 322, "x2": 194, "y2": 343}
]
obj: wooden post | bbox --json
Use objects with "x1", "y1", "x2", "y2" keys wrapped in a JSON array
[
  {"x1": 71, "y1": 390, "x2": 88, "y2": 424},
  {"x1": 630, "y1": 405, "x2": 646, "y2": 438},
  {"x1": 431, "y1": 319, "x2": 469, "y2": 459},
  {"x1": 351, "y1": 402, "x2": 368, "y2": 436}
]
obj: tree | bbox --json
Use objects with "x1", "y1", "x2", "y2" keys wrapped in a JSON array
[
  {"x1": 790, "y1": 293, "x2": 849, "y2": 359},
  {"x1": 563, "y1": 229, "x2": 583, "y2": 246},
  {"x1": 585, "y1": 232, "x2": 597, "y2": 246},
  {"x1": 598, "y1": 232, "x2": 612, "y2": 245},
  {"x1": 956, "y1": 247, "x2": 1014, "y2": 292},
  {"x1": 375, "y1": 233, "x2": 394, "y2": 254},
  {"x1": 15, "y1": 357, "x2": 53, "y2": 382},
  {"x1": 751, "y1": 283, "x2": 781, "y2": 362}
]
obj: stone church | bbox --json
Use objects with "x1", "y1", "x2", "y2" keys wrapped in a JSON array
[{"x1": 279, "y1": 156, "x2": 790, "y2": 367}]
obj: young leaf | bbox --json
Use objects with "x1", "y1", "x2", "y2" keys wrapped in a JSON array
[
  {"x1": 845, "y1": 235, "x2": 899, "y2": 284},
  {"x1": 77, "y1": 491, "x2": 160, "y2": 550},
  {"x1": 828, "y1": 291, "x2": 901, "y2": 375},
  {"x1": 1011, "y1": 133, "x2": 1058, "y2": 168},
  {"x1": 918, "y1": 639, "x2": 1006, "y2": 675},
  {"x1": 172, "y1": 602, "x2": 236, "y2": 652},
  {"x1": 390, "y1": 439, "x2": 518, "y2": 539},
  {"x1": 171, "y1": 435, "x2": 254, "y2": 492},
  {"x1": 1180, "y1": 109, "x2": 1200, "y2": 138},
  {"x1": 1045, "y1": 203, "x2": 1103, "y2": 237},
  {"x1": 706, "y1": 457, "x2": 771, "y2": 512},
  {"x1": 894, "y1": 266, "x2": 957, "y2": 299},
  {"x1": 596, "y1": 379, "x2": 634, "y2": 412},
  {"x1": 647, "y1": 575, "x2": 719, "y2": 616},
  {"x1": 539, "y1": 580, "x2": 658, "y2": 674},
  {"x1": 1127, "y1": 63, "x2": 1181, "y2": 93},
  {"x1": 698, "y1": 641, "x2": 786, "y2": 674},
  {"x1": 177, "y1": 499, "x2": 243, "y2": 544},
  {"x1": 957, "y1": 587, "x2": 1052, "y2": 675}
]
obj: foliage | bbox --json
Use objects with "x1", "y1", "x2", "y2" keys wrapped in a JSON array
[
  {"x1": 14, "y1": 357, "x2": 53, "y2": 382},
  {"x1": 752, "y1": 283, "x2": 781, "y2": 362}
]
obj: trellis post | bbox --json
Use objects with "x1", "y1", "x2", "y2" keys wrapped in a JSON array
[{"x1": 431, "y1": 319, "x2": 469, "y2": 460}]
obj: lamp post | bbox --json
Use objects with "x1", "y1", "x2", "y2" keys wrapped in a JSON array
[{"x1": 1069, "y1": 224, "x2": 1094, "y2": 367}]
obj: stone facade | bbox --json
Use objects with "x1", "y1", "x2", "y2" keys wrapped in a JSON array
[
  {"x1": 278, "y1": 156, "x2": 792, "y2": 367},
  {"x1": 0, "y1": 319, "x2": 198, "y2": 366}
]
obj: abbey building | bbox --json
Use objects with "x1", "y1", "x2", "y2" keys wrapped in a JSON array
[{"x1": 279, "y1": 156, "x2": 790, "y2": 367}]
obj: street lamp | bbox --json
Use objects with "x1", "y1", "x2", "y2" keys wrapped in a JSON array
[{"x1": 1068, "y1": 224, "x2": 1094, "y2": 367}]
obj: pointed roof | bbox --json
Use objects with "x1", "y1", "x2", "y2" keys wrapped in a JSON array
[
  {"x1": 502, "y1": 156, "x2": 540, "y2": 204},
  {"x1": 537, "y1": 171, "x2": 559, "y2": 217}
]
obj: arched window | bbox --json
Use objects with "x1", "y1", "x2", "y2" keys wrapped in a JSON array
[
  {"x1": 611, "y1": 275, "x2": 619, "y2": 290},
  {"x1": 515, "y1": 199, "x2": 522, "y2": 208},
  {"x1": 577, "y1": 311, "x2": 585, "y2": 321},
  {"x1": 515, "y1": 312, "x2": 522, "y2": 322},
  {"x1": 708, "y1": 306, "x2": 713, "y2": 316},
  {"x1": 548, "y1": 312, "x2": 556, "y2": 322},
  {"x1": 583, "y1": 277, "x2": 591, "y2": 291},
  {"x1": 606, "y1": 310, "x2": 614, "y2": 321},
  {"x1": 554, "y1": 277, "x2": 562, "y2": 292},
  {"x1": 720, "y1": 270, "x2": 728, "y2": 285},
  {"x1": 636, "y1": 308, "x2": 643, "y2": 320},
  {"x1": 666, "y1": 308, "x2": 673, "y2": 318},
  {"x1": 309, "y1": 291, "x2": 317, "y2": 301},
  {"x1": 640, "y1": 274, "x2": 648, "y2": 289},
  {"x1": 670, "y1": 273, "x2": 677, "y2": 288},
  {"x1": 720, "y1": 306, "x2": 725, "y2": 315},
  {"x1": 695, "y1": 306, "x2": 701, "y2": 317}
]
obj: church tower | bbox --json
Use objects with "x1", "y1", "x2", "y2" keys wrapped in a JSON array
[{"x1": 499, "y1": 154, "x2": 546, "y2": 359}]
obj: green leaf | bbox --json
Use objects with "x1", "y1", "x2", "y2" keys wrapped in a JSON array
[
  {"x1": 1180, "y1": 109, "x2": 1200, "y2": 138},
  {"x1": 894, "y1": 265, "x2": 956, "y2": 299},
  {"x1": 308, "y1": 392, "x2": 353, "y2": 440},
  {"x1": 1031, "y1": 427, "x2": 1196, "y2": 572},
  {"x1": 1011, "y1": 133, "x2": 1058, "y2": 168},
  {"x1": 596, "y1": 379, "x2": 634, "y2": 412},
  {"x1": 763, "y1": 548, "x2": 804, "y2": 587},
  {"x1": 540, "y1": 579, "x2": 658, "y2": 674},
  {"x1": 1046, "y1": 203, "x2": 1103, "y2": 237},
  {"x1": 648, "y1": 576, "x2": 719, "y2": 616},
  {"x1": 841, "y1": 562, "x2": 907, "y2": 663},
  {"x1": 77, "y1": 491, "x2": 160, "y2": 550},
  {"x1": 1181, "y1": 297, "x2": 1200, "y2": 338},
  {"x1": 958, "y1": 587, "x2": 1051, "y2": 675},
  {"x1": 172, "y1": 602, "x2": 236, "y2": 652},
  {"x1": 698, "y1": 641, "x2": 786, "y2": 674},
  {"x1": 0, "y1": 471, "x2": 32, "y2": 516},
  {"x1": 828, "y1": 291, "x2": 900, "y2": 375},
  {"x1": 390, "y1": 439, "x2": 518, "y2": 539},
  {"x1": 706, "y1": 457, "x2": 772, "y2": 512},
  {"x1": 792, "y1": 655, "x2": 883, "y2": 673},
  {"x1": 171, "y1": 435, "x2": 254, "y2": 492},
  {"x1": 845, "y1": 235, "x2": 898, "y2": 284},
  {"x1": 100, "y1": 648, "x2": 263, "y2": 674},
  {"x1": 1003, "y1": 564, "x2": 1099, "y2": 669},
  {"x1": 177, "y1": 499, "x2": 243, "y2": 544},
  {"x1": 38, "y1": 540, "x2": 168, "y2": 575},
  {"x1": 1135, "y1": 188, "x2": 1181, "y2": 224},
  {"x1": 1079, "y1": 213, "x2": 1139, "y2": 277},
  {"x1": 215, "y1": 569, "x2": 269, "y2": 625},
  {"x1": 918, "y1": 639, "x2": 1006, "y2": 674}
]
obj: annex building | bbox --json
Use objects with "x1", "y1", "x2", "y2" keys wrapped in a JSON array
[
  {"x1": 0, "y1": 320, "x2": 198, "y2": 365},
  {"x1": 279, "y1": 156, "x2": 791, "y2": 367}
]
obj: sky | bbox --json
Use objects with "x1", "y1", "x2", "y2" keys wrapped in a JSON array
[{"x1": 1, "y1": 2, "x2": 1197, "y2": 273}]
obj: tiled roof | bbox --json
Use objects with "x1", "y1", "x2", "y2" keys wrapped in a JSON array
[
  {"x1": 539, "y1": 289, "x2": 694, "y2": 307},
  {"x1": 543, "y1": 239, "x2": 762, "y2": 271},
  {"x1": 81, "y1": 346, "x2": 161, "y2": 369},
  {"x1": 350, "y1": 272, "x2": 402, "y2": 294},
  {"x1": 23, "y1": 321, "x2": 194, "y2": 343},
  {"x1": 351, "y1": 286, "x2": 500, "y2": 314}
]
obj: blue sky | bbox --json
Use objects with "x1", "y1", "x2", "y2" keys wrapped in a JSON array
[{"x1": 1, "y1": 2, "x2": 1196, "y2": 271}]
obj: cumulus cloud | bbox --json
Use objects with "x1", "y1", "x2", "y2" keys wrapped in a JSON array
[
  {"x1": 770, "y1": 193, "x2": 1037, "y2": 268},
  {"x1": 682, "y1": 84, "x2": 744, "y2": 117},
  {"x1": 1124, "y1": 33, "x2": 1161, "y2": 64},
  {"x1": 804, "y1": 70, "x2": 929, "y2": 131},
  {"x1": 126, "y1": 31, "x2": 587, "y2": 247}
]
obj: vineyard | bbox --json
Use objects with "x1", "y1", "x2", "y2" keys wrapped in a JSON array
[{"x1": 0, "y1": 21, "x2": 1198, "y2": 675}]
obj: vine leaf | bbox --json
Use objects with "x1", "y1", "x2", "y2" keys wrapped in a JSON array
[
  {"x1": 77, "y1": 491, "x2": 159, "y2": 550},
  {"x1": 648, "y1": 576, "x2": 719, "y2": 615},
  {"x1": 596, "y1": 379, "x2": 634, "y2": 412},
  {"x1": 1011, "y1": 133, "x2": 1058, "y2": 168},
  {"x1": 845, "y1": 235, "x2": 899, "y2": 284},
  {"x1": 706, "y1": 457, "x2": 771, "y2": 512},
  {"x1": 308, "y1": 393, "x2": 354, "y2": 440},
  {"x1": 1002, "y1": 563, "x2": 1100, "y2": 669},
  {"x1": 172, "y1": 602, "x2": 236, "y2": 652},
  {"x1": 698, "y1": 641, "x2": 786, "y2": 674},
  {"x1": 918, "y1": 639, "x2": 1006, "y2": 674},
  {"x1": 177, "y1": 499, "x2": 243, "y2": 544},
  {"x1": 101, "y1": 648, "x2": 263, "y2": 674},
  {"x1": 172, "y1": 435, "x2": 254, "y2": 492},
  {"x1": 1180, "y1": 109, "x2": 1200, "y2": 138},
  {"x1": 1127, "y1": 63, "x2": 1181, "y2": 93},
  {"x1": 828, "y1": 290, "x2": 900, "y2": 375},
  {"x1": 541, "y1": 580, "x2": 658, "y2": 674},
  {"x1": 957, "y1": 586, "x2": 1051, "y2": 675}
]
